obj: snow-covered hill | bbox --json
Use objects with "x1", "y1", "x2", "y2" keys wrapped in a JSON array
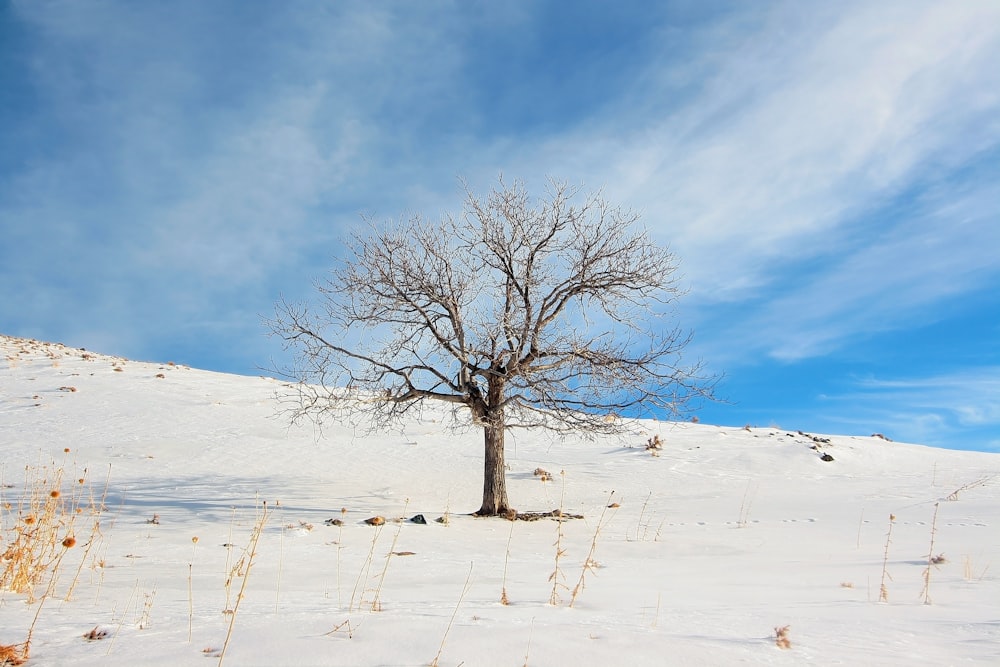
[{"x1": 2, "y1": 335, "x2": 998, "y2": 665}]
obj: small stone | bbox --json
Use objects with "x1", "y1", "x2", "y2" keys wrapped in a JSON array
[{"x1": 410, "y1": 514, "x2": 427, "y2": 524}]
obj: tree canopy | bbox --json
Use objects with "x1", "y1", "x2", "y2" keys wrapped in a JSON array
[{"x1": 271, "y1": 178, "x2": 713, "y2": 514}]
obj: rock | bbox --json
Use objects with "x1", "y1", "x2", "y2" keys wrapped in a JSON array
[{"x1": 410, "y1": 514, "x2": 427, "y2": 524}]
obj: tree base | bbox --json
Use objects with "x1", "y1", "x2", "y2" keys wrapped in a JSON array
[
  {"x1": 472, "y1": 508, "x2": 585, "y2": 521},
  {"x1": 472, "y1": 506, "x2": 517, "y2": 519}
]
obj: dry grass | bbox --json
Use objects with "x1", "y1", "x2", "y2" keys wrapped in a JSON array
[
  {"x1": 878, "y1": 514, "x2": 895, "y2": 603},
  {"x1": 350, "y1": 520, "x2": 384, "y2": 613},
  {"x1": 0, "y1": 642, "x2": 29, "y2": 666},
  {"x1": 737, "y1": 480, "x2": 757, "y2": 528},
  {"x1": 629, "y1": 491, "x2": 664, "y2": 542},
  {"x1": 188, "y1": 536, "x2": 199, "y2": 642},
  {"x1": 944, "y1": 476, "x2": 994, "y2": 501},
  {"x1": 430, "y1": 562, "x2": 473, "y2": 667},
  {"x1": 774, "y1": 625, "x2": 791, "y2": 649},
  {"x1": 1, "y1": 459, "x2": 107, "y2": 662},
  {"x1": 963, "y1": 555, "x2": 990, "y2": 582},
  {"x1": 218, "y1": 501, "x2": 270, "y2": 666},
  {"x1": 500, "y1": 517, "x2": 515, "y2": 605},
  {"x1": 548, "y1": 471, "x2": 568, "y2": 606},
  {"x1": 64, "y1": 465, "x2": 111, "y2": 603},
  {"x1": 1, "y1": 465, "x2": 73, "y2": 598},
  {"x1": 521, "y1": 618, "x2": 535, "y2": 667},
  {"x1": 569, "y1": 491, "x2": 618, "y2": 608},
  {"x1": 369, "y1": 500, "x2": 409, "y2": 612},
  {"x1": 920, "y1": 503, "x2": 941, "y2": 604}
]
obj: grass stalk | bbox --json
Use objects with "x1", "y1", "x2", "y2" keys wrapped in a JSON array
[
  {"x1": 275, "y1": 511, "x2": 284, "y2": 613},
  {"x1": 350, "y1": 522, "x2": 383, "y2": 613},
  {"x1": 856, "y1": 507, "x2": 864, "y2": 550},
  {"x1": 222, "y1": 507, "x2": 238, "y2": 613},
  {"x1": 107, "y1": 579, "x2": 140, "y2": 655},
  {"x1": 430, "y1": 562, "x2": 473, "y2": 667},
  {"x1": 632, "y1": 491, "x2": 652, "y2": 541},
  {"x1": 878, "y1": 513, "x2": 895, "y2": 603},
  {"x1": 500, "y1": 516, "x2": 515, "y2": 605},
  {"x1": 521, "y1": 617, "x2": 535, "y2": 667},
  {"x1": 218, "y1": 501, "x2": 270, "y2": 667},
  {"x1": 963, "y1": 554, "x2": 990, "y2": 582},
  {"x1": 737, "y1": 481, "x2": 756, "y2": 528},
  {"x1": 370, "y1": 500, "x2": 409, "y2": 611},
  {"x1": 569, "y1": 491, "x2": 617, "y2": 608},
  {"x1": 548, "y1": 471, "x2": 568, "y2": 606},
  {"x1": 336, "y1": 508, "x2": 346, "y2": 607},
  {"x1": 921, "y1": 502, "x2": 940, "y2": 604},
  {"x1": 188, "y1": 536, "x2": 199, "y2": 642}
]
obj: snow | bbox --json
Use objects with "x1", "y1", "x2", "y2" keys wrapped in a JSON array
[{"x1": 2, "y1": 334, "x2": 998, "y2": 666}]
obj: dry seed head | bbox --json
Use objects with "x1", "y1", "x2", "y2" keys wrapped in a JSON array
[
  {"x1": 24, "y1": 515, "x2": 36, "y2": 525},
  {"x1": 50, "y1": 490, "x2": 61, "y2": 498},
  {"x1": 64, "y1": 448, "x2": 71, "y2": 453},
  {"x1": 774, "y1": 625, "x2": 791, "y2": 650},
  {"x1": 62, "y1": 536, "x2": 77, "y2": 548},
  {"x1": 192, "y1": 536, "x2": 199, "y2": 544}
]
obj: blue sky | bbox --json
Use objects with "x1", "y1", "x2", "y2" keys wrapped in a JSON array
[{"x1": 2, "y1": 1, "x2": 999, "y2": 452}]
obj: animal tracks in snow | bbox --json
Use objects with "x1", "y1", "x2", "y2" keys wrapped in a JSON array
[
  {"x1": 664, "y1": 517, "x2": 818, "y2": 527},
  {"x1": 859, "y1": 519, "x2": 989, "y2": 528}
]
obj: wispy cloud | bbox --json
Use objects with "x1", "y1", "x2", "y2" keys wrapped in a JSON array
[
  {"x1": 826, "y1": 369, "x2": 1000, "y2": 451},
  {"x1": 583, "y1": 1, "x2": 1000, "y2": 362},
  {"x1": 700, "y1": 169, "x2": 1000, "y2": 362},
  {"x1": 1, "y1": 2, "x2": 998, "y2": 450}
]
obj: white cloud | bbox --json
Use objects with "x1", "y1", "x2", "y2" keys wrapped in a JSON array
[
  {"x1": 713, "y1": 172, "x2": 1000, "y2": 362},
  {"x1": 565, "y1": 1, "x2": 1000, "y2": 362},
  {"x1": 822, "y1": 369, "x2": 1000, "y2": 449},
  {"x1": 3, "y1": 0, "x2": 999, "y2": 383}
]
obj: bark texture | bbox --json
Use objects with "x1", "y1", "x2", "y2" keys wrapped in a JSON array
[{"x1": 477, "y1": 423, "x2": 509, "y2": 516}]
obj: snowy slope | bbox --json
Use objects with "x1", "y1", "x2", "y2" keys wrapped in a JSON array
[{"x1": 2, "y1": 335, "x2": 998, "y2": 666}]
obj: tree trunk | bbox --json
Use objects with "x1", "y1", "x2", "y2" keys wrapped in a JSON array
[
  {"x1": 476, "y1": 422, "x2": 510, "y2": 516},
  {"x1": 475, "y1": 378, "x2": 510, "y2": 516}
]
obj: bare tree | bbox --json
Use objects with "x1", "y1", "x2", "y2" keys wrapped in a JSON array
[{"x1": 270, "y1": 178, "x2": 712, "y2": 516}]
